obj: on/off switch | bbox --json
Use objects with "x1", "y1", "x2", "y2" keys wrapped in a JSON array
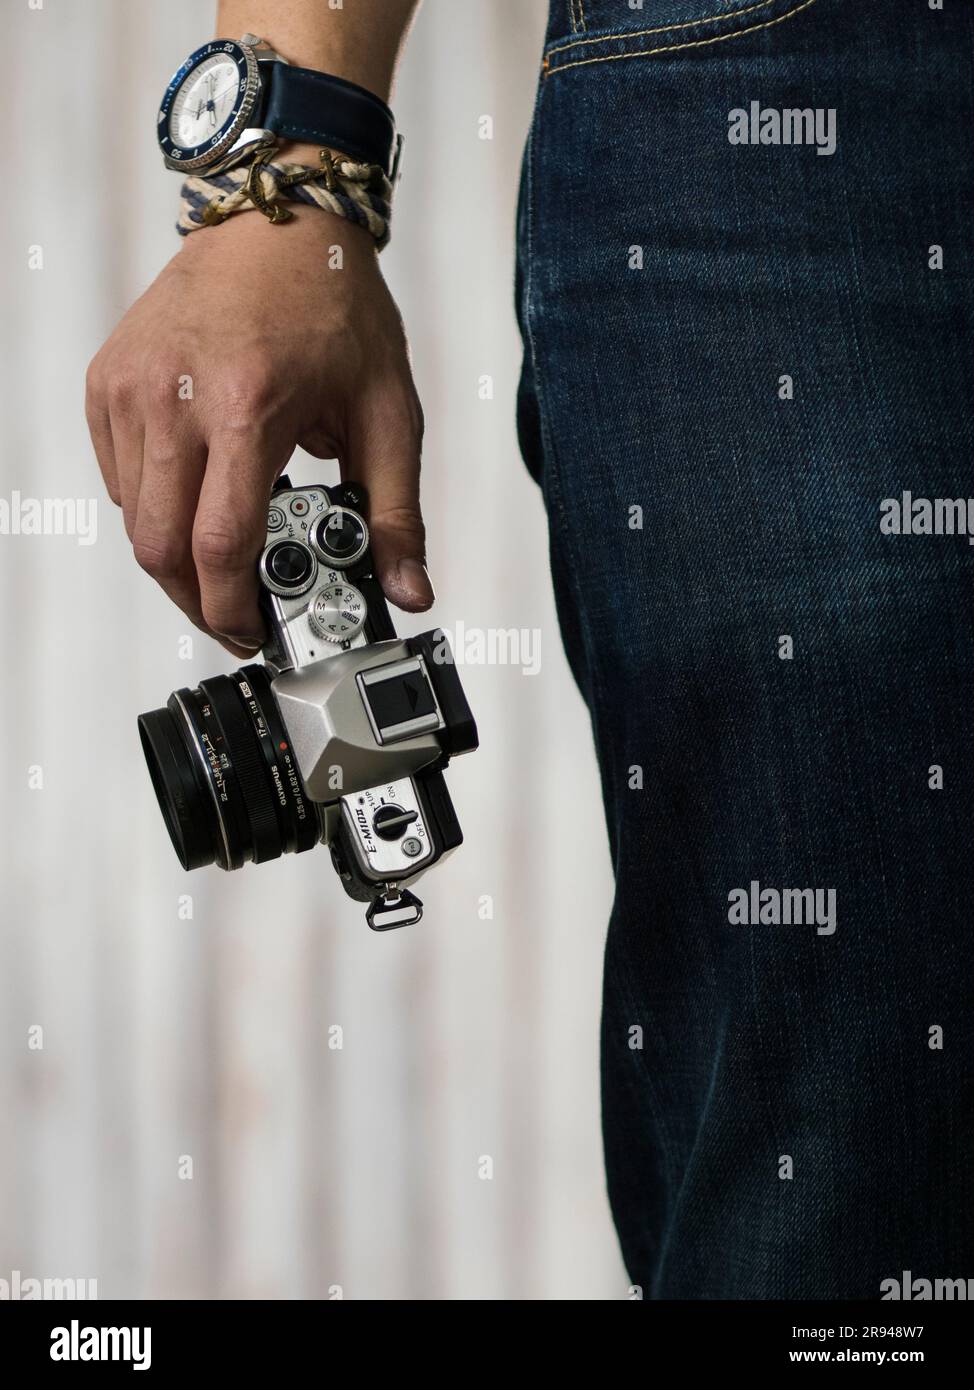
[{"x1": 372, "y1": 803, "x2": 419, "y2": 841}]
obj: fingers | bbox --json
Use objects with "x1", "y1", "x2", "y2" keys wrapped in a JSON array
[
  {"x1": 192, "y1": 429, "x2": 283, "y2": 650},
  {"x1": 85, "y1": 361, "x2": 120, "y2": 506},
  {"x1": 88, "y1": 330, "x2": 430, "y2": 657},
  {"x1": 347, "y1": 387, "x2": 433, "y2": 612},
  {"x1": 89, "y1": 347, "x2": 286, "y2": 657},
  {"x1": 104, "y1": 370, "x2": 144, "y2": 540},
  {"x1": 132, "y1": 420, "x2": 208, "y2": 630}
]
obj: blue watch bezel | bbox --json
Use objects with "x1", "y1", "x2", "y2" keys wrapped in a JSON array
[{"x1": 157, "y1": 39, "x2": 262, "y2": 171}]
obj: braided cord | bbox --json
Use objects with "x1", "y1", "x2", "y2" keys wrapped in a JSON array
[{"x1": 177, "y1": 148, "x2": 393, "y2": 249}]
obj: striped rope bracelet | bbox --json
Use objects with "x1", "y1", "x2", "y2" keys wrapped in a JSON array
[{"x1": 177, "y1": 148, "x2": 393, "y2": 249}]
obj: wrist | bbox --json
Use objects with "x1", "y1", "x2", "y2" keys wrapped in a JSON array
[
  {"x1": 216, "y1": 1, "x2": 418, "y2": 102},
  {"x1": 275, "y1": 139, "x2": 330, "y2": 166},
  {"x1": 178, "y1": 195, "x2": 378, "y2": 258}
]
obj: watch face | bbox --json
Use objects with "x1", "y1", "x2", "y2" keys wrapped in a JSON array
[{"x1": 158, "y1": 40, "x2": 260, "y2": 171}]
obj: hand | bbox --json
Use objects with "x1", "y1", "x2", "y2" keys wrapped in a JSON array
[{"x1": 85, "y1": 208, "x2": 430, "y2": 659}]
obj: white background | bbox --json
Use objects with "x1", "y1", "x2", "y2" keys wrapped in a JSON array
[{"x1": 0, "y1": 0, "x2": 620, "y2": 1299}]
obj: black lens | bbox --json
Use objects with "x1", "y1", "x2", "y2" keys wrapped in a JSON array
[
  {"x1": 230, "y1": 665, "x2": 320, "y2": 858},
  {"x1": 138, "y1": 667, "x2": 320, "y2": 872},
  {"x1": 311, "y1": 508, "x2": 366, "y2": 565},
  {"x1": 138, "y1": 704, "x2": 216, "y2": 871},
  {"x1": 268, "y1": 541, "x2": 315, "y2": 588}
]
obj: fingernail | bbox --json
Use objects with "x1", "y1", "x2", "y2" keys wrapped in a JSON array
[
  {"x1": 397, "y1": 558, "x2": 435, "y2": 606},
  {"x1": 221, "y1": 634, "x2": 264, "y2": 650}
]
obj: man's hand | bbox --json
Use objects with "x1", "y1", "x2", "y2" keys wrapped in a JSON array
[{"x1": 85, "y1": 209, "x2": 431, "y2": 658}]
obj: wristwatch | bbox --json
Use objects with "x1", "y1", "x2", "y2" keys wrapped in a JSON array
[{"x1": 157, "y1": 33, "x2": 401, "y2": 178}]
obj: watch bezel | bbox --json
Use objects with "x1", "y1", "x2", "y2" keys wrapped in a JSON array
[{"x1": 158, "y1": 39, "x2": 262, "y2": 173}]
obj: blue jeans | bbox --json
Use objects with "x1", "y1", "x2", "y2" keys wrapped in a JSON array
[{"x1": 517, "y1": 0, "x2": 974, "y2": 1299}]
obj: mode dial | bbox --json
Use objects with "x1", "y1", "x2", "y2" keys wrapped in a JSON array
[{"x1": 307, "y1": 581, "x2": 367, "y2": 644}]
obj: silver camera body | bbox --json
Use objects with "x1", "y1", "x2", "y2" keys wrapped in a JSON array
[
  {"x1": 257, "y1": 478, "x2": 477, "y2": 928},
  {"x1": 138, "y1": 477, "x2": 476, "y2": 932}
]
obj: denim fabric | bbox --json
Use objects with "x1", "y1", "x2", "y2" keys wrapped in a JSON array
[{"x1": 516, "y1": 0, "x2": 974, "y2": 1298}]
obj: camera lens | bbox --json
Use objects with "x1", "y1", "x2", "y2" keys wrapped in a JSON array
[
  {"x1": 309, "y1": 507, "x2": 369, "y2": 568},
  {"x1": 260, "y1": 539, "x2": 317, "y2": 596},
  {"x1": 138, "y1": 665, "x2": 320, "y2": 872}
]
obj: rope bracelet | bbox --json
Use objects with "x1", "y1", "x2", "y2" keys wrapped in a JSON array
[{"x1": 177, "y1": 146, "x2": 394, "y2": 249}]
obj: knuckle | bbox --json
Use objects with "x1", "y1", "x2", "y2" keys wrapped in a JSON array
[
  {"x1": 84, "y1": 359, "x2": 105, "y2": 409},
  {"x1": 144, "y1": 440, "x2": 184, "y2": 475},
  {"x1": 133, "y1": 531, "x2": 187, "y2": 581},
  {"x1": 217, "y1": 361, "x2": 278, "y2": 429},
  {"x1": 193, "y1": 525, "x2": 254, "y2": 573},
  {"x1": 106, "y1": 368, "x2": 137, "y2": 414},
  {"x1": 372, "y1": 503, "x2": 426, "y2": 544},
  {"x1": 145, "y1": 356, "x2": 186, "y2": 411}
]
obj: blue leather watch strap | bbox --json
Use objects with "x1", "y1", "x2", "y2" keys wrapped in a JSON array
[{"x1": 259, "y1": 61, "x2": 399, "y2": 175}]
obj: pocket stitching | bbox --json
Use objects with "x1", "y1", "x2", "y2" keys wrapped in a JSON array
[
  {"x1": 544, "y1": 0, "x2": 819, "y2": 78},
  {"x1": 568, "y1": 0, "x2": 586, "y2": 34},
  {"x1": 548, "y1": 0, "x2": 784, "y2": 59}
]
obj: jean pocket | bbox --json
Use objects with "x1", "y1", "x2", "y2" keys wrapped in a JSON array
[{"x1": 544, "y1": 0, "x2": 822, "y2": 77}]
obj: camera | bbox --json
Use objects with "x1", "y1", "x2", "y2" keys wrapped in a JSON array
[{"x1": 137, "y1": 477, "x2": 478, "y2": 930}]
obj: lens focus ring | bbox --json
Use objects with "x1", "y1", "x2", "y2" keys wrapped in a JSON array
[
  {"x1": 232, "y1": 665, "x2": 320, "y2": 857},
  {"x1": 138, "y1": 666, "x2": 321, "y2": 873},
  {"x1": 198, "y1": 677, "x2": 282, "y2": 864}
]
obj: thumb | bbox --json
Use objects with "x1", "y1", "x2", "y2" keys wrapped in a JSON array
[{"x1": 347, "y1": 391, "x2": 433, "y2": 612}]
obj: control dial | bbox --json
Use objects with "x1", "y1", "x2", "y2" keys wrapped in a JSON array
[
  {"x1": 372, "y1": 804, "x2": 420, "y2": 841},
  {"x1": 307, "y1": 581, "x2": 367, "y2": 644},
  {"x1": 259, "y1": 539, "x2": 317, "y2": 597},
  {"x1": 309, "y1": 506, "x2": 369, "y2": 568}
]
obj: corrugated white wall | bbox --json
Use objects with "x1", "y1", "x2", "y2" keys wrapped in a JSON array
[{"x1": 0, "y1": 0, "x2": 622, "y2": 1300}]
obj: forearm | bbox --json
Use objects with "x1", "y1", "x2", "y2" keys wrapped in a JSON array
[
  {"x1": 86, "y1": 0, "x2": 431, "y2": 657},
  {"x1": 217, "y1": 0, "x2": 420, "y2": 103},
  {"x1": 217, "y1": 0, "x2": 419, "y2": 167}
]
